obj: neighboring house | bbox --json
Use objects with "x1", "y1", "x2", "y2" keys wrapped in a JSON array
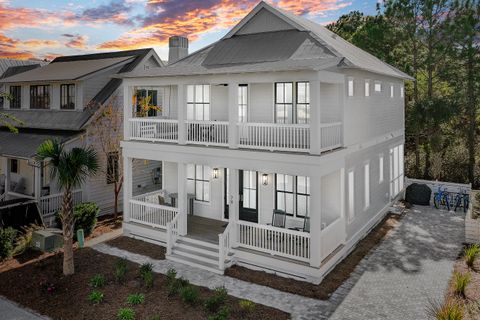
[
  {"x1": 118, "y1": 1, "x2": 412, "y2": 283},
  {"x1": 0, "y1": 49, "x2": 164, "y2": 224}
]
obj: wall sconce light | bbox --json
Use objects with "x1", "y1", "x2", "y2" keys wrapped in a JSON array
[
  {"x1": 262, "y1": 174, "x2": 269, "y2": 186},
  {"x1": 213, "y1": 168, "x2": 219, "y2": 179}
]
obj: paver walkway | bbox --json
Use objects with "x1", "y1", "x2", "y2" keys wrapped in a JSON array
[
  {"x1": 94, "y1": 206, "x2": 465, "y2": 319},
  {"x1": 0, "y1": 297, "x2": 49, "y2": 320}
]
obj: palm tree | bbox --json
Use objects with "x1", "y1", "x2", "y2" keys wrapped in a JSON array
[{"x1": 37, "y1": 140, "x2": 98, "y2": 275}]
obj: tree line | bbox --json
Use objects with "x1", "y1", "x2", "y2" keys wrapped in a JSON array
[{"x1": 327, "y1": 0, "x2": 479, "y2": 186}]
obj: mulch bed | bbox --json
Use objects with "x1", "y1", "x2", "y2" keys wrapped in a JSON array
[
  {"x1": 0, "y1": 248, "x2": 288, "y2": 320},
  {"x1": 106, "y1": 236, "x2": 166, "y2": 260},
  {"x1": 87, "y1": 214, "x2": 123, "y2": 240},
  {"x1": 225, "y1": 212, "x2": 403, "y2": 300}
]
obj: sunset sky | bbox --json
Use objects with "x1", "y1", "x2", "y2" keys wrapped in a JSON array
[{"x1": 0, "y1": 0, "x2": 378, "y2": 61}]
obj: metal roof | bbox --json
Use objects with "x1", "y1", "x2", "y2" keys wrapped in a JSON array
[
  {"x1": 1, "y1": 64, "x2": 42, "y2": 79},
  {"x1": 0, "y1": 59, "x2": 46, "y2": 78},
  {"x1": 0, "y1": 56, "x2": 133, "y2": 83},
  {"x1": 0, "y1": 130, "x2": 80, "y2": 159},
  {"x1": 0, "y1": 109, "x2": 94, "y2": 131}
]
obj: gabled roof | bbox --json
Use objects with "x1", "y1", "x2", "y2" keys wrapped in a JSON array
[
  {"x1": 120, "y1": 1, "x2": 412, "y2": 80},
  {"x1": 0, "y1": 59, "x2": 46, "y2": 79},
  {"x1": 1, "y1": 64, "x2": 42, "y2": 79}
]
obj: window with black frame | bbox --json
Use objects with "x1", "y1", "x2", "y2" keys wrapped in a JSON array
[
  {"x1": 60, "y1": 84, "x2": 75, "y2": 110},
  {"x1": 296, "y1": 82, "x2": 310, "y2": 124},
  {"x1": 136, "y1": 89, "x2": 158, "y2": 117},
  {"x1": 106, "y1": 152, "x2": 119, "y2": 184},
  {"x1": 30, "y1": 85, "x2": 50, "y2": 109},
  {"x1": 238, "y1": 84, "x2": 248, "y2": 122},
  {"x1": 275, "y1": 174, "x2": 310, "y2": 217},
  {"x1": 187, "y1": 164, "x2": 210, "y2": 202},
  {"x1": 9, "y1": 86, "x2": 21, "y2": 109},
  {"x1": 275, "y1": 82, "x2": 293, "y2": 123}
]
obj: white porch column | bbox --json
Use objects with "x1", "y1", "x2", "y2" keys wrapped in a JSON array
[
  {"x1": 310, "y1": 80, "x2": 322, "y2": 155},
  {"x1": 123, "y1": 156, "x2": 133, "y2": 222},
  {"x1": 177, "y1": 162, "x2": 187, "y2": 235},
  {"x1": 309, "y1": 172, "x2": 322, "y2": 267},
  {"x1": 123, "y1": 84, "x2": 133, "y2": 141},
  {"x1": 33, "y1": 162, "x2": 42, "y2": 201},
  {"x1": 228, "y1": 83, "x2": 239, "y2": 149},
  {"x1": 228, "y1": 168, "x2": 239, "y2": 245},
  {"x1": 177, "y1": 84, "x2": 187, "y2": 145}
]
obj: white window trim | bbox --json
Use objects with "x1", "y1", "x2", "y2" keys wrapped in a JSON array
[
  {"x1": 348, "y1": 169, "x2": 355, "y2": 222},
  {"x1": 364, "y1": 80, "x2": 370, "y2": 97},
  {"x1": 390, "y1": 84, "x2": 394, "y2": 98},
  {"x1": 364, "y1": 162, "x2": 370, "y2": 210},
  {"x1": 400, "y1": 86, "x2": 404, "y2": 98},
  {"x1": 374, "y1": 81, "x2": 382, "y2": 93},
  {"x1": 347, "y1": 77, "x2": 354, "y2": 97},
  {"x1": 187, "y1": 164, "x2": 211, "y2": 203},
  {"x1": 379, "y1": 154, "x2": 384, "y2": 183}
]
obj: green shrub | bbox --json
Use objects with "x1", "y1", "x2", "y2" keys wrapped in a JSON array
[
  {"x1": 464, "y1": 244, "x2": 479, "y2": 268},
  {"x1": 127, "y1": 293, "x2": 145, "y2": 305},
  {"x1": 117, "y1": 308, "x2": 135, "y2": 320},
  {"x1": 89, "y1": 274, "x2": 106, "y2": 288},
  {"x1": 166, "y1": 268, "x2": 177, "y2": 284},
  {"x1": 208, "y1": 306, "x2": 231, "y2": 320},
  {"x1": 179, "y1": 285, "x2": 200, "y2": 305},
  {"x1": 115, "y1": 258, "x2": 128, "y2": 283},
  {"x1": 143, "y1": 270, "x2": 154, "y2": 288},
  {"x1": 88, "y1": 290, "x2": 104, "y2": 304},
  {"x1": 239, "y1": 299, "x2": 256, "y2": 314},
  {"x1": 140, "y1": 263, "x2": 153, "y2": 276},
  {"x1": 453, "y1": 272, "x2": 470, "y2": 297},
  {"x1": 56, "y1": 202, "x2": 99, "y2": 237},
  {"x1": 167, "y1": 277, "x2": 189, "y2": 296},
  {"x1": 427, "y1": 298, "x2": 464, "y2": 320},
  {"x1": 0, "y1": 227, "x2": 17, "y2": 260},
  {"x1": 204, "y1": 286, "x2": 228, "y2": 312}
]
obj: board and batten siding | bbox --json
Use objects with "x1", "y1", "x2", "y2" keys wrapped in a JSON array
[{"x1": 83, "y1": 64, "x2": 126, "y2": 107}]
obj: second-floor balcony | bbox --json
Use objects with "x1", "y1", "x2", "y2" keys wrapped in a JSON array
[{"x1": 124, "y1": 80, "x2": 344, "y2": 155}]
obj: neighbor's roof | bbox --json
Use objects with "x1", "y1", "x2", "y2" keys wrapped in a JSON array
[
  {"x1": 1, "y1": 64, "x2": 42, "y2": 79},
  {"x1": 119, "y1": 1, "x2": 412, "y2": 80},
  {"x1": 0, "y1": 109, "x2": 94, "y2": 131},
  {"x1": 0, "y1": 59, "x2": 46, "y2": 79},
  {"x1": 0, "y1": 129, "x2": 80, "y2": 159}
]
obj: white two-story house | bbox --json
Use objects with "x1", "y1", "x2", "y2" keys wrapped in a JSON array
[
  {"x1": 0, "y1": 49, "x2": 164, "y2": 223},
  {"x1": 118, "y1": 2, "x2": 412, "y2": 283}
]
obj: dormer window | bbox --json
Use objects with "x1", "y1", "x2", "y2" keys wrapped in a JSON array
[
  {"x1": 60, "y1": 84, "x2": 75, "y2": 110},
  {"x1": 30, "y1": 85, "x2": 50, "y2": 109}
]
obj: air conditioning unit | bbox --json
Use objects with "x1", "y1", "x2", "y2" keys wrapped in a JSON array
[{"x1": 31, "y1": 229, "x2": 63, "y2": 252}]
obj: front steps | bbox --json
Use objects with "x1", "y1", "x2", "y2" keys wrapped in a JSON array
[{"x1": 167, "y1": 236, "x2": 233, "y2": 274}]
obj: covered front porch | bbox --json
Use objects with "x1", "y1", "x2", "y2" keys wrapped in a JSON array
[{"x1": 124, "y1": 158, "x2": 346, "y2": 271}]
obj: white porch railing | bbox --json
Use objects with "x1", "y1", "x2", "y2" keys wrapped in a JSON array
[
  {"x1": 320, "y1": 217, "x2": 345, "y2": 259},
  {"x1": 39, "y1": 190, "x2": 83, "y2": 218},
  {"x1": 129, "y1": 118, "x2": 179, "y2": 142},
  {"x1": 218, "y1": 222, "x2": 233, "y2": 270},
  {"x1": 166, "y1": 214, "x2": 180, "y2": 255},
  {"x1": 129, "y1": 199, "x2": 178, "y2": 229},
  {"x1": 238, "y1": 123, "x2": 310, "y2": 152},
  {"x1": 320, "y1": 122, "x2": 342, "y2": 151},
  {"x1": 236, "y1": 220, "x2": 310, "y2": 262},
  {"x1": 186, "y1": 120, "x2": 229, "y2": 146},
  {"x1": 132, "y1": 189, "x2": 165, "y2": 203}
]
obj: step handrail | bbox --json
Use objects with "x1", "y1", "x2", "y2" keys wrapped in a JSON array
[
  {"x1": 218, "y1": 222, "x2": 233, "y2": 271},
  {"x1": 166, "y1": 214, "x2": 180, "y2": 255}
]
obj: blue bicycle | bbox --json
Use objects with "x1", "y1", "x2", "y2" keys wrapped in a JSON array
[
  {"x1": 434, "y1": 185, "x2": 451, "y2": 210},
  {"x1": 453, "y1": 188, "x2": 470, "y2": 213}
]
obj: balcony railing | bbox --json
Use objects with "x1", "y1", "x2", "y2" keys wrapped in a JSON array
[
  {"x1": 128, "y1": 118, "x2": 342, "y2": 153},
  {"x1": 39, "y1": 190, "x2": 83, "y2": 218}
]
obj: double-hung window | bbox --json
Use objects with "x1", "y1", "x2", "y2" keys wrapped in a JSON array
[
  {"x1": 30, "y1": 85, "x2": 50, "y2": 109},
  {"x1": 389, "y1": 144, "x2": 404, "y2": 198},
  {"x1": 136, "y1": 88, "x2": 159, "y2": 117},
  {"x1": 296, "y1": 82, "x2": 310, "y2": 124},
  {"x1": 187, "y1": 85, "x2": 210, "y2": 120},
  {"x1": 238, "y1": 84, "x2": 248, "y2": 122},
  {"x1": 187, "y1": 164, "x2": 210, "y2": 202},
  {"x1": 275, "y1": 174, "x2": 310, "y2": 217},
  {"x1": 60, "y1": 84, "x2": 75, "y2": 110},
  {"x1": 9, "y1": 86, "x2": 21, "y2": 109},
  {"x1": 275, "y1": 82, "x2": 293, "y2": 123},
  {"x1": 242, "y1": 170, "x2": 257, "y2": 209}
]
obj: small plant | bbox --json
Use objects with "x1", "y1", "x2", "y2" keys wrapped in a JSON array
[
  {"x1": 427, "y1": 298, "x2": 464, "y2": 320},
  {"x1": 140, "y1": 262, "x2": 153, "y2": 275},
  {"x1": 453, "y1": 272, "x2": 470, "y2": 298},
  {"x1": 204, "y1": 286, "x2": 228, "y2": 312},
  {"x1": 90, "y1": 274, "x2": 106, "y2": 288},
  {"x1": 167, "y1": 274, "x2": 190, "y2": 296},
  {"x1": 179, "y1": 285, "x2": 200, "y2": 305},
  {"x1": 166, "y1": 268, "x2": 177, "y2": 284},
  {"x1": 143, "y1": 270, "x2": 154, "y2": 288},
  {"x1": 0, "y1": 227, "x2": 17, "y2": 260},
  {"x1": 115, "y1": 258, "x2": 128, "y2": 283},
  {"x1": 464, "y1": 244, "x2": 479, "y2": 268},
  {"x1": 239, "y1": 299, "x2": 256, "y2": 314},
  {"x1": 88, "y1": 290, "x2": 104, "y2": 304},
  {"x1": 117, "y1": 308, "x2": 135, "y2": 320},
  {"x1": 208, "y1": 306, "x2": 231, "y2": 320},
  {"x1": 127, "y1": 293, "x2": 145, "y2": 305}
]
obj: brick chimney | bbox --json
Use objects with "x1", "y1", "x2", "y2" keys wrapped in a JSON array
[{"x1": 168, "y1": 36, "x2": 188, "y2": 64}]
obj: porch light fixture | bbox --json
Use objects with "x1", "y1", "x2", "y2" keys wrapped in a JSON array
[
  {"x1": 262, "y1": 174, "x2": 269, "y2": 186},
  {"x1": 213, "y1": 168, "x2": 219, "y2": 179}
]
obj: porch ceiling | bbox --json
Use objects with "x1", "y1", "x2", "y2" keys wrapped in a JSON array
[{"x1": 0, "y1": 130, "x2": 79, "y2": 159}]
